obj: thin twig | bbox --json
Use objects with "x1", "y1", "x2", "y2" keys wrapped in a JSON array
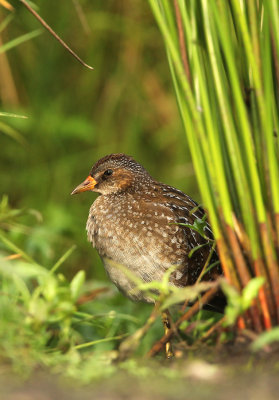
[
  {"x1": 196, "y1": 241, "x2": 217, "y2": 284},
  {"x1": 77, "y1": 287, "x2": 109, "y2": 305},
  {"x1": 19, "y1": 0, "x2": 93, "y2": 70},
  {"x1": 240, "y1": 329, "x2": 271, "y2": 353},
  {"x1": 3, "y1": 253, "x2": 21, "y2": 260},
  {"x1": 118, "y1": 303, "x2": 161, "y2": 361},
  {"x1": 146, "y1": 285, "x2": 219, "y2": 357},
  {"x1": 199, "y1": 316, "x2": 225, "y2": 342}
]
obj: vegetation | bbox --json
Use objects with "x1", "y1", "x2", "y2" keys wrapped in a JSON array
[
  {"x1": 0, "y1": 0, "x2": 279, "y2": 387},
  {"x1": 150, "y1": 0, "x2": 279, "y2": 332}
]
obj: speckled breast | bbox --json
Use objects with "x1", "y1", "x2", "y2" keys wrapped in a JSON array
[{"x1": 86, "y1": 192, "x2": 190, "y2": 301}]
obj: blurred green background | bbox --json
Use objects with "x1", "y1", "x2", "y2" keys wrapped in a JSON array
[{"x1": 1, "y1": 0, "x2": 197, "y2": 284}]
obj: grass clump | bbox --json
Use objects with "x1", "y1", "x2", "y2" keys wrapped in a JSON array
[{"x1": 150, "y1": 0, "x2": 279, "y2": 332}]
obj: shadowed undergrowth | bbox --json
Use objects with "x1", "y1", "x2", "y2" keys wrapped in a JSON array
[{"x1": 1, "y1": 198, "x2": 278, "y2": 383}]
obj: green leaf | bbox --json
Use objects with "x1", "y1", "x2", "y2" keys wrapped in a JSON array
[
  {"x1": 70, "y1": 270, "x2": 86, "y2": 301},
  {"x1": 242, "y1": 277, "x2": 265, "y2": 310},
  {"x1": 0, "y1": 232, "x2": 38, "y2": 264},
  {"x1": 221, "y1": 280, "x2": 241, "y2": 304},
  {"x1": 0, "y1": 13, "x2": 14, "y2": 33},
  {"x1": 221, "y1": 278, "x2": 265, "y2": 326},
  {"x1": 0, "y1": 121, "x2": 27, "y2": 145},
  {"x1": 50, "y1": 245, "x2": 76, "y2": 274},
  {"x1": 0, "y1": 111, "x2": 28, "y2": 119},
  {"x1": 161, "y1": 281, "x2": 217, "y2": 310},
  {"x1": 0, "y1": 28, "x2": 43, "y2": 54},
  {"x1": 193, "y1": 217, "x2": 207, "y2": 236},
  {"x1": 176, "y1": 215, "x2": 211, "y2": 240},
  {"x1": 40, "y1": 275, "x2": 58, "y2": 302},
  {"x1": 251, "y1": 327, "x2": 279, "y2": 351},
  {"x1": 221, "y1": 281, "x2": 242, "y2": 326},
  {"x1": 188, "y1": 242, "x2": 209, "y2": 258}
]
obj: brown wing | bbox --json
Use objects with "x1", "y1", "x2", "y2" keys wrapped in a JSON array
[
  {"x1": 158, "y1": 184, "x2": 225, "y2": 312},
  {"x1": 158, "y1": 183, "x2": 222, "y2": 285}
]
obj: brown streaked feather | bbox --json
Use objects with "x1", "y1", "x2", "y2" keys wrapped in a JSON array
[{"x1": 75, "y1": 153, "x2": 225, "y2": 311}]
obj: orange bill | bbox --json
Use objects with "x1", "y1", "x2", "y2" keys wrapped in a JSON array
[{"x1": 71, "y1": 176, "x2": 97, "y2": 195}]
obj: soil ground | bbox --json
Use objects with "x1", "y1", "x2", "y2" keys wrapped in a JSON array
[{"x1": 2, "y1": 345, "x2": 279, "y2": 400}]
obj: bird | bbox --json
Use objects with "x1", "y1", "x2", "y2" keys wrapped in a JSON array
[{"x1": 71, "y1": 153, "x2": 224, "y2": 356}]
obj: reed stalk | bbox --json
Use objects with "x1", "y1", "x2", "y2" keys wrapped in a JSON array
[{"x1": 150, "y1": 0, "x2": 279, "y2": 330}]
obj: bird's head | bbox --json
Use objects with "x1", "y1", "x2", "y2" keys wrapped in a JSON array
[{"x1": 71, "y1": 153, "x2": 152, "y2": 196}]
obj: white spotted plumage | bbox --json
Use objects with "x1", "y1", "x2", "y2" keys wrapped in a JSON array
[{"x1": 76, "y1": 153, "x2": 222, "y2": 305}]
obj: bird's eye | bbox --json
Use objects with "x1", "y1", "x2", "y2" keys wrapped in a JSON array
[{"x1": 103, "y1": 169, "x2": 113, "y2": 178}]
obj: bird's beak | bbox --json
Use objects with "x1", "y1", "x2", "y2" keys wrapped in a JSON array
[{"x1": 71, "y1": 176, "x2": 97, "y2": 195}]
